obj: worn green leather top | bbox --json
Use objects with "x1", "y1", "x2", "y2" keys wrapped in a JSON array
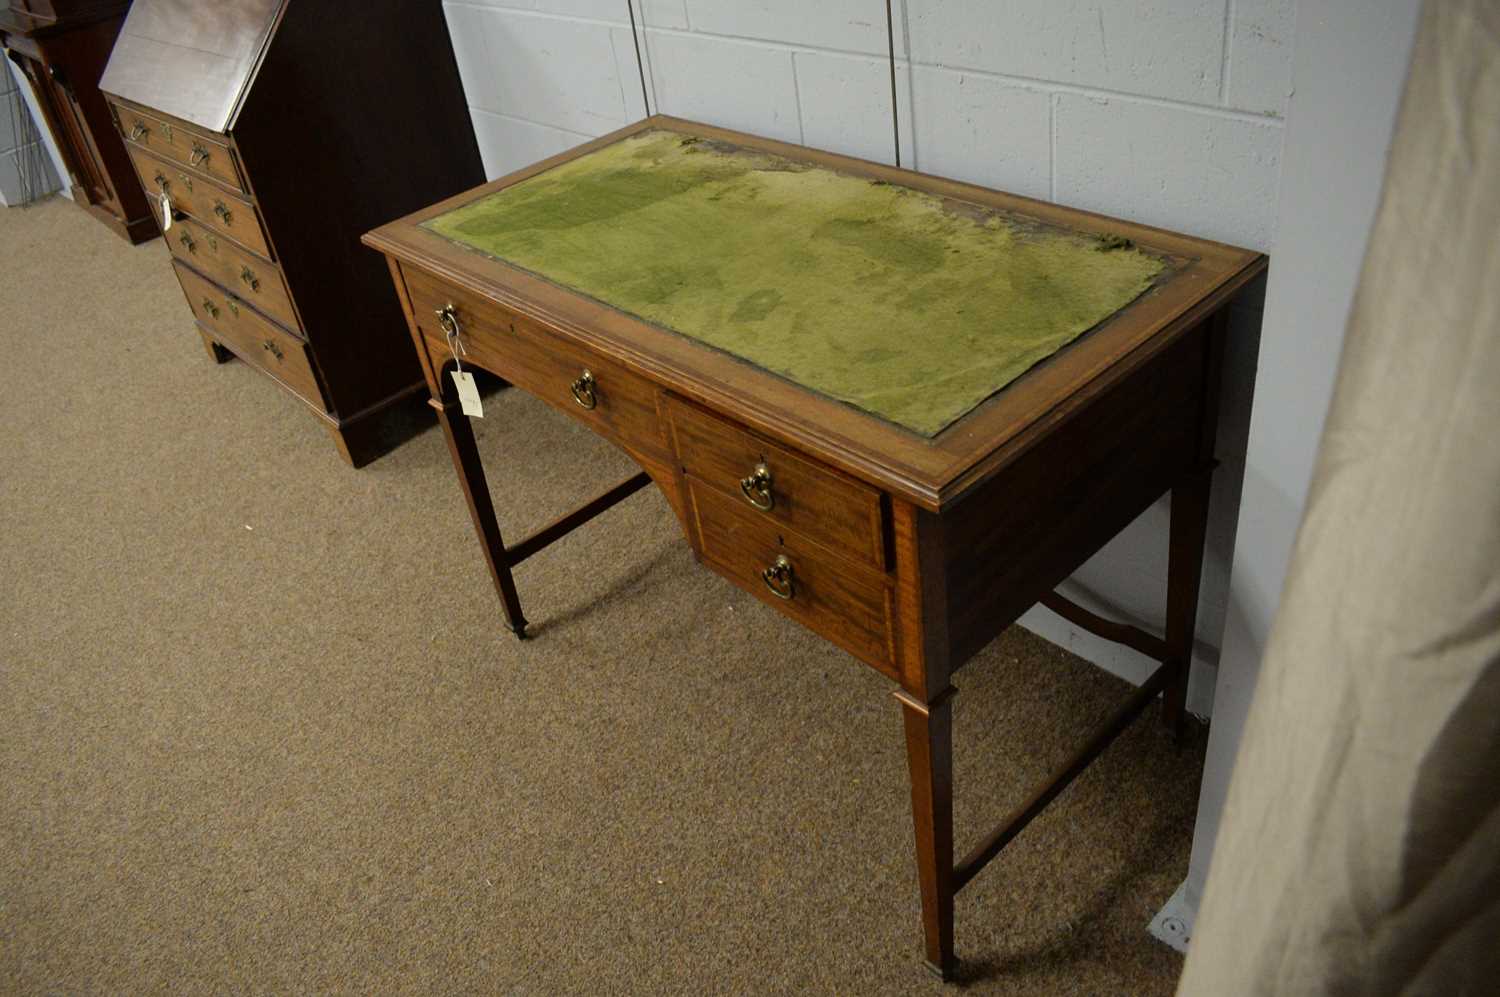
[{"x1": 424, "y1": 130, "x2": 1167, "y2": 437}]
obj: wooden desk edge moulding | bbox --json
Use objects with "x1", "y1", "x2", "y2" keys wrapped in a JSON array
[{"x1": 364, "y1": 114, "x2": 1268, "y2": 980}]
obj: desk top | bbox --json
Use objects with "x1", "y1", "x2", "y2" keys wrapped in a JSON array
[
  {"x1": 366, "y1": 116, "x2": 1265, "y2": 511},
  {"x1": 423, "y1": 129, "x2": 1168, "y2": 437}
]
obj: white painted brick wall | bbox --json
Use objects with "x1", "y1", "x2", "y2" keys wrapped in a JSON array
[
  {"x1": 910, "y1": 67, "x2": 1052, "y2": 200},
  {"x1": 439, "y1": 0, "x2": 1296, "y2": 711},
  {"x1": 905, "y1": 0, "x2": 1226, "y2": 105},
  {"x1": 1054, "y1": 94, "x2": 1282, "y2": 247}
]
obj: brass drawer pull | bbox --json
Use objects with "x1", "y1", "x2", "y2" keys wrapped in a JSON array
[
  {"x1": 178, "y1": 231, "x2": 195, "y2": 253},
  {"x1": 262, "y1": 339, "x2": 283, "y2": 361},
  {"x1": 190, "y1": 143, "x2": 211, "y2": 168},
  {"x1": 226, "y1": 298, "x2": 239, "y2": 317},
  {"x1": 740, "y1": 463, "x2": 774, "y2": 511},
  {"x1": 435, "y1": 303, "x2": 461, "y2": 337},
  {"x1": 761, "y1": 555, "x2": 795, "y2": 601},
  {"x1": 213, "y1": 200, "x2": 233, "y2": 225},
  {"x1": 129, "y1": 120, "x2": 148, "y2": 141},
  {"x1": 240, "y1": 266, "x2": 260, "y2": 291},
  {"x1": 570, "y1": 369, "x2": 597, "y2": 409},
  {"x1": 201, "y1": 298, "x2": 220, "y2": 319}
]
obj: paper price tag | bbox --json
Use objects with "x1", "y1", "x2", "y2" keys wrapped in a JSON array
[
  {"x1": 159, "y1": 192, "x2": 173, "y2": 233},
  {"x1": 452, "y1": 369, "x2": 483, "y2": 418}
]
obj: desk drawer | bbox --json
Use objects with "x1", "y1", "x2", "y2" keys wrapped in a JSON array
[
  {"x1": 689, "y1": 479, "x2": 896, "y2": 673},
  {"x1": 130, "y1": 145, "x2": 271, "y2": 259},
  {"x1": 403, "y1": 265, "x2": 667, "y2": 458},
  {"x1": 669, "y1": 399, "x2": 887, "y2": 570},
  {"x1": 168, "y1": 217, "x2": 299, "y2": 332},
  {"x1": 173, "y1": 261, "x2": 325, "y2": 410},
  {"x1": 111, "y1": 102, "x2": 248, "y2": 194}
]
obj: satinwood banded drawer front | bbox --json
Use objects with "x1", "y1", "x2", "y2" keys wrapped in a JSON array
[
  {"x1": 168, "y1": 216, "x2": 299, "y2": 333},
  {"x1": 111, "y1": 101, "x2": 248, "y2": 194},
  {"x1": 688, "y1": 479, "x2": 897, "y2": 675},
  {"x1": 128, "y1": 144, "x2": 271, "y2": 259},
  {"x1": 401, "y1": 264, "x2": 668, "y2": 460},
  {"x1": 669, "y1": 399, "x2": 888, "y2": 571},
  {"x1": 172, "y1": 261, "x2": 325, "y2": 410}
]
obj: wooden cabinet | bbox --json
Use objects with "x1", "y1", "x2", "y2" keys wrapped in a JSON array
[
  {"x1": 0, "y1": 0, "x2": 156, "y2": 242},
  {"x1": 99, "y1": 0, "x2": 483, "y2": 466}
]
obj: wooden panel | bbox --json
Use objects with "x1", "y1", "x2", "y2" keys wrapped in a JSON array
[
  {"x1": 172, "y1": 260, "x2": 324, "y2": 409},
  {"x1": 127, "y1": 143, "x2": 269, "y2": 258},
  {"x1": 939, "y1": 323, "x2": 1210, "y2": 670},
  {"x1": 111, "y1": 100, "x2": 246, "y2": 192},
  {"x1": 97, "y1": 0, "x2": 284, "y2": 133},
  {"x1": 688, "y1": 478, "x2": 897, "y2": 677},
  {"x1": 167, "y1": 215, "x2": 298, "y2": 332},
  {"x1": 402, "y1": 263, "x2": 669, "y2": 460},
  {"x1": 668, "y1": 396, "x2": 888, "y2": 571}
]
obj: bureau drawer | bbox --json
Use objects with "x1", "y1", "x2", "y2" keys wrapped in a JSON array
[
  {"x1": 172, "y1": 261, "x2": 326, "y2": 410},
  {"x1": 689, "y1": 479, "x2": 896, "y2": 675},
  {"x1": 669, "y1": 399, "x2": 888, "y2": 570},
  {"x1": 111, "y1": 101, "x2": 248, "y2": 194},
  {"x1": 402, "y1": 265, "x2": 667, "y2": 458},
  {"x1": 129, "y1": 145, "x2": 271, "y2": 259},
  {"x1": 168, "y1": 216, "x2": 299, "y2": 332}
]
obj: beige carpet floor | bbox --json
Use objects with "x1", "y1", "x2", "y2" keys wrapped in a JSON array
[{"x1": 0, "y1": 197, "x2": 1202, "y2": 995}]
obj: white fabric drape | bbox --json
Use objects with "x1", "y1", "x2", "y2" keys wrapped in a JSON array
[{"x1": 1178, "y1": 1, "x2": 1500, "y2": 993}]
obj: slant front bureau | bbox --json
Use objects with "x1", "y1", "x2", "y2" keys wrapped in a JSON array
[
  {"x1": 363, "y1": 117, "x2": 1267, "y2": 979},
  {"x1": 98, "y1": 0, "x2": 482, "y2": 466}
]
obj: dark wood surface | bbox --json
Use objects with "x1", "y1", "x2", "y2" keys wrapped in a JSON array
[
  {"x1": 687, "y1": 477, "x2": 897, "y2": 674},
  {"x1": 166, "y1": 213, "x2": 299, "y2": 332},
  {"x1": 366, "y1": 117, "x2": 1267, "y2": 977},
  {"x1": 1, "y1": 1, "x2": 156, "y2": 243},
  {"x1": 125, "y1": 141, "x2": 268, "y2": 255},
  {"x1": 114, "y1": 101, "x2": 246, "y2": 191},
  {"x1": 101, "y1": 0, "x2": 483, "y2": 466},
  {"x1": 171, "y1": 258, "x2": 323, "y2": 406},
  {"x1": 668, "y1": 395, "x2": 889, "y2": 572}
]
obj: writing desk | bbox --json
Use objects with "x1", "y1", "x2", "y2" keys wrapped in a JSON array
[{"x1": 363, "y1": 116, "x2": 1266, "y2": 980}]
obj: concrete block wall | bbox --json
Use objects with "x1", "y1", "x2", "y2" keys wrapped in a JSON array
[
  {"x1": 0, "y1": 60, "x2": 63, "y2": 207},
  {"x1": 441, "y1": 0, "x2": 1296, "y2": 713}
]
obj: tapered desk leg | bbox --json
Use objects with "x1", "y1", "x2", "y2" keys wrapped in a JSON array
[
  {"x1": 432, "y1": 391, "x2": 529, "y2": 638},
  {"x1": 1162, "y1": 466, "x2": 1212, "y2": 737},
  {"x1": 896, "y1": 687, "x2": 957, "y2": 980}
]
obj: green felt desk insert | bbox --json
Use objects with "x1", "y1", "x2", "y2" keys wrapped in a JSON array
[{"x1": 424, "y1": 130, "x2": 1168, "y2": 437}]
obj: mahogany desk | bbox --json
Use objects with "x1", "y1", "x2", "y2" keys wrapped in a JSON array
[{"x1": 363, "y1": 116, "x2": 1266, "y2": 980}]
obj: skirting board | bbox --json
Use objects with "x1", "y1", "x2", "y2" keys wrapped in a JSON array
[{"x1": 1148, "y1": 879, "x2": 1196, "y2": 954}]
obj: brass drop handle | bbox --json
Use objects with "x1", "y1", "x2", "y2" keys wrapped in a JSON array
[
  {"x1": 262, "y1": 339, "x2": 283, "y2": 361},
  {"x1": 570, "y1": 369, "x2": 597, "y2": 410},
  {"x1": 130, "y1": 120, "x2": 148, "y2": 141},
  {"x1": 190, "y1": 143, "x2": 211, "y2": 168},
  {"x1": 761, "y1": 555, "x2": 795, "y2": 601},
  {"x1": 435, "y1": 303, "x2": 461, "y2": 337},
  {"x1": 201, "y1": 298, "x2": 220, "y2": 319},
  {"x1": 213, "y1": 200, "x2": 233, "y2": 225},
  {"x1": 240, "y1": 266, "x2": 259, "y2": 291},
  {"x1": 740, "y1": 463, "x2": 774, "y2": 511},
  {"x1": 178, "y1": 231, "x2": 195, "y2": 253}
]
